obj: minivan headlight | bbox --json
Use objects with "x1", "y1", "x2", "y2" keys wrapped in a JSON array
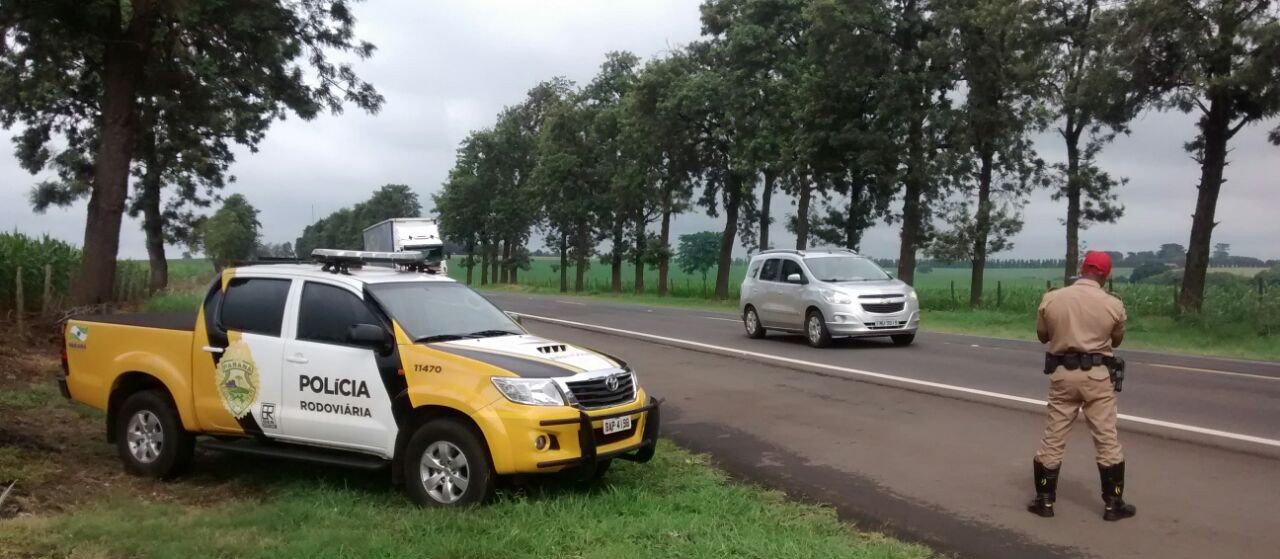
[
  {"x1": 907, "y1": 288, "x2": 918, "y2": 301},
  {"x1": 820, "y1": 289, "x2": 853, "y2": 305},
  {"x1": 491, "y1": 377, "x2": 566, "y2": 406}
]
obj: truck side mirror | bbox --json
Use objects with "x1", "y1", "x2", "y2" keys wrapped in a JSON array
[
  {"x1": 349, "y1": 323, "x2": 393, "y2": 352},
  {"x1": 505, "y1": 311, "x2": 523, "y2": 326}
]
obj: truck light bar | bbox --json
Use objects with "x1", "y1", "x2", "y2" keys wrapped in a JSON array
[{"x1": 311, "y1": 249, "x2": 426, "y2": 274}]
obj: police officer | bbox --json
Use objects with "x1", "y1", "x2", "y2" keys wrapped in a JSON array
[{"x1": 1028, "y1": 251, "x2": 1136, "y2": 521}]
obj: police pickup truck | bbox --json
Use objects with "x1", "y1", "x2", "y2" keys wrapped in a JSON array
[{"x1": 58, "y1": 250, "x2": 659, "y2": 506}]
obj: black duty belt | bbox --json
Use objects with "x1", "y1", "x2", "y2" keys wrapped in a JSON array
[{"x1": 1044, "y1": 352, "x2": 1126, "y2": 391}]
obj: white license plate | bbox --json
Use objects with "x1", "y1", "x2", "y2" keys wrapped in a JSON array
[
  {"x1": 602, "y1": 416, "x2": 632, "y2": 435},
  {"x1": 874, "y1": 320, "x2": 899, "y2": 328}
]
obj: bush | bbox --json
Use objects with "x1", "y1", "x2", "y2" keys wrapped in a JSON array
[
  {"x1": 0, "y1": 232, "x2": 81, "y2": 311},
  {"x1": 1129, "y1": 262, "x2": 1168, "y2": 283}
]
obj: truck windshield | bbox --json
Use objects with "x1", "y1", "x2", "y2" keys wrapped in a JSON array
[
  {"x1": 367, "y1": 282, "x2": 521, "y2": 343},
  {"x1": 803, "y1": 256, "x2": 890, "y2": 282}
]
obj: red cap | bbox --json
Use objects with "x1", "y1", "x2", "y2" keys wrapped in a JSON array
[{"x1": 1081, "y1": 251, "x2": 1112, "y2": 279}]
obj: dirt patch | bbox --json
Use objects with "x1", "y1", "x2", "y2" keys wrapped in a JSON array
[{"x1": 0, "y1": 325, "x2": 264, "y2": 519}]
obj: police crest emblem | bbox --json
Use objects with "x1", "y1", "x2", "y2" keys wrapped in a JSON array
[{"x1": 216, "y1": 341, "x2": 259, "y2": 419}]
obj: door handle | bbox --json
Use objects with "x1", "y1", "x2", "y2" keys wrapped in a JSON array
[
  {"x1": 201, "y1": 346, "x2": 224, "y2": 354},
  {"x1": 286, "y1": 354, "x2": 309, "y2": 364}
]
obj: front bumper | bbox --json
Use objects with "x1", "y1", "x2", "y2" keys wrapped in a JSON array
[
  {"x1": 824, "y1": 308, "x2": 920, "y2": 337},
  {"x1": 475, "y1": 392, "x2": 660, "y2": 475}
]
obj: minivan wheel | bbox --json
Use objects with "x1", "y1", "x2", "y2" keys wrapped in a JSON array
[
  {"x1": 891, "y1": 333, "x2": 916, "y2": 346},
  {"x1": 743, "y1": 306, "x2": 767, "y2": 339},
  {"x1": 116, "y1": 390, "x2": 195, "y2": 479},
  {"x1": 404, "y1": 418, "x2": 495, "y2": 506},
  {"x1": 805, "y1": 310, "x2": 832, "y2": 348}
]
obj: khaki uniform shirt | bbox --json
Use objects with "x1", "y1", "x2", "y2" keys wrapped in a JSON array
[{"x1": 1036, "y1": 279, "x2": 1126, "y2": 357}]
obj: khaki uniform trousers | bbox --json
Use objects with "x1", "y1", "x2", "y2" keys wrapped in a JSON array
[{"x1": 1034, "y1": 367, "x2": 1123, "y2": 469}]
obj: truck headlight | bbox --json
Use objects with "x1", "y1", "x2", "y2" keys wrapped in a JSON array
[
  {"x1": 820, "y1": 289, "x2": 853, "y2": 305},
  {"x1": 491, "y1": 377, "x2": 566, "y2": 406}
]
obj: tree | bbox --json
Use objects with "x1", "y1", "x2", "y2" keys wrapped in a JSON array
[
  {"x1": 676, "y1": 231, "x2": 722, "y2": 292},
  {"x1": 1042, "y1": 0, "x2": 1146, "y2": 283},
  {"x1": 0, "y1": 0, "x2": 382, "y2": 304},
  {"x1": 437, "y1": 131, "x2": 500, "y2": 286},
  {"x1": 296, "y1": 184, "x2": 422, "y2": 257},
  {"x1": 1158, "y1": 242, "x2": 1187, "y2": 263},
  {"x1": 881, "y1": 0, "x2": 959, "y2": 285},
  {"x1": 939, "y1": 0, "x2": 1052, "y2": 306},
  {"x1": 1213, "y1": 242, "x2": 1231, "y2": 260},
  {"x1": 627, "y1": 52, "x2": 701, "y2": 296},
  {"x1": 1124, "y1": 0, "x2": 1280, "y2": 311},
  {"x1": 202, "y1": 195, "x2": 260, "y2": 270}
]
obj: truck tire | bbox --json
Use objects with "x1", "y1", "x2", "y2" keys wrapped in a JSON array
[
  {"x1": 404, "y1": 418, "x2": 495, "y2": 506},
  {"x1": 115, "y1": 390, "x2": 195, "y2": 479}
]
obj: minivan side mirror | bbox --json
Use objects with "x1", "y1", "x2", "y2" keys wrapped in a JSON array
[
  {"x1": 786, "y1": 273, "x2": 804, "y2": 284},
  {"x1": 349, "y1": 323, "x2": 393, "y2": 352},
  {"x1": 505, "y1": 311, "x2": 523, "y2": 325}
]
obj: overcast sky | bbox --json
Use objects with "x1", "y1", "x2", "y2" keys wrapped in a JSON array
[{"x1": 2, "y1": 0, "x2": 1277, "y2": 261}]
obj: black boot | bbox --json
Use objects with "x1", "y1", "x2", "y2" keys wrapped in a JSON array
[
  {"x1": 1099, "y1": 462, "x2": 1137, "y2": 521},
  {"x1": 1027, "y1": 460, "x2": 1059, "y2": 517}
]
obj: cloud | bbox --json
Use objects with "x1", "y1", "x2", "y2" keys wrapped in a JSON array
[{"x1": 1, "y1": 0, "x2": 1276, "y2": 262}]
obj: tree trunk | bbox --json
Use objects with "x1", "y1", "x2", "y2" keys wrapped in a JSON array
[
  {"x1": 465, "y1": 241, "x2": 475, "y2": 285},
  {"x1": 75, "y1": 25, "x2": 150, "y2": 304},
  {"x1": 845, "y1": 183, "x2": 864, "y2": 250},
  {"x1": 1179, "y1": 97, "x2": 1231, "y2": 312},
  {"x1": 759, "y1": 170, "x2": 774, "y2": 250},
  {"x1": 897, "y1": 109, "x2": 925, "y2": 286},
  {"x1": 658, "y1": 206, "x2": 672, "y2": 297},
  {"x1": 795, "y1": 176, "x2": 811, "y2": 250},
  {"x1": 574, "y1": 224, "x2": 588, "y2": 292},
  {"x1": 490, "y1": 242, "x2": 500, "y2": 284},
  {"x1": 480, "y1": 243, "x2": 489, "y2": 286},
  {"x1": 1064, "y1": 128, "x2": 1082, "y2": 284},
  {"x1": 633, "y1": 215, "x2": 646, "y2": 294},
  {"x1": 499, "y1": 240, "x2": 510, "y2": 284},
  {"x1": 969, "y1": 152, "x2": 994, "y2": 307},
  {"x1": 558, "y1": 235, "x2": 568, "y2": 293},
  {"x1": 610, "y1": 220, "x2": 624, "y2": 293},
  {"x1": 138, "y1": 128, "x2": 167, "y2": 292},
  {"x1": 715, "y1": 174, "x2": 743, "y2": 300}
]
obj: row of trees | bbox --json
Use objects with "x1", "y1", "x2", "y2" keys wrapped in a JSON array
[
  {"x1": 434, "y1": 0, "x2": 1280, "y2": 311},
  {"x1": 1, "y1": 0, "x2": 382, "y2": 302}
]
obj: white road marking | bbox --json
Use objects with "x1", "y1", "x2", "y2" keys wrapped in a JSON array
[
  {"x1": 1142, "y1": 362, "x2": 1280, "y2": 382},
  {"x1": 516, "y1": 312, "x2": 1280, "y2": 450},
  {"x1": 703, "y1": 316, "x2": 740, "y2": 322},
  {"x1": 554, "y1": 300, "x2": 587, "y2": 306}
]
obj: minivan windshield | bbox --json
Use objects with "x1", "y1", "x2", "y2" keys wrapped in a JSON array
[
  {"x1": 368, "y1": 282, "x2": 521, "y2": 343},
  {"x1": 804, "y1": 256, "x2": 891, "y2": 282}
]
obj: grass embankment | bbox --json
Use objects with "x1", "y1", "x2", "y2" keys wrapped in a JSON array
[{"x1": 0, "y1": 333, "x2": 929, "y2": 559}]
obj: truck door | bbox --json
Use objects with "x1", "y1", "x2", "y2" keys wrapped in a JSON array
[
  {"x1": 278, "y1": 281, "x2": 398, "y2": 457},
  {"x1": 193, "y1": 276, "x2": 291, "y2": 435}
]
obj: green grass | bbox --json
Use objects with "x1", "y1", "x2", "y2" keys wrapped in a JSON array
[{"x1": 0, "y1": 440, "x2": 930, "y2": 559}]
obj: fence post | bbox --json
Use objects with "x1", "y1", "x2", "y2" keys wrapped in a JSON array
[
  {"x1": 15, "y1": 267, "x2": 25, "y2": 337},
  {"x1": 42, "y1": 264, "x2": 53, "y2": 315},
  {"x1": 1046, "y1": 280, "x2": 1052, "y2": 292},
  {"x1": 1108, "y1": 278, "x2": 1114, "y2": 293},
  {"x1": 950, "y1": 280, "x2": 956, "y2": 303},
  {"x1": 997, "y1": 281, "x2": 1003, "y2": 308}
]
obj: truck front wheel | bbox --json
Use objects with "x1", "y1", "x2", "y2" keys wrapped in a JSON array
[
  {"x1": 404, "y1": 419, "x2": 495, "y2": 506},
  {"x1": 115, "y1": 390, "x2": 195, "y2": 479}
]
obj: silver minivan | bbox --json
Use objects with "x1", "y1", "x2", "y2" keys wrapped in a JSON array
[{"x1": 739, "y1": 249, "x2": 920, "y2": 348}]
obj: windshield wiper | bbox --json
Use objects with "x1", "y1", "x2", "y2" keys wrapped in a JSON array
[
  {"x1": 465, "y1": 329, "x2": 522, "y2": 338},
  {"x1": 413, "y1": 333, "x2": 479, "y2": 343}
]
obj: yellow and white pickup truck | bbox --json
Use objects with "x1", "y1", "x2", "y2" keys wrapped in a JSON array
[{"x1": 59, "y1": 250, "x2": 659, "y2": 506}]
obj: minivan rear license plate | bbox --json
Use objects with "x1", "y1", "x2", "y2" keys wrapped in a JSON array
[
  {"x1": 874, "y1": 320, "x2": 899, "y2": 328},
  {"x1": 602, "y1": 416, "x2": 632, "y2": 435}
]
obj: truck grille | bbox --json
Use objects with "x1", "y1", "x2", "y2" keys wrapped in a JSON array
[
  {"x1": 861, "y1": 302, "x2": 905, "y2": 314},
  {"x1": 566, "y1": 372, "x2": 635, "y2": 410}
]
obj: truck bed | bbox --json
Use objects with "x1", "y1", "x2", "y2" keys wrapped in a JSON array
[{"x1": 73, "y1": 311, "x2": 197, "y2": 332}]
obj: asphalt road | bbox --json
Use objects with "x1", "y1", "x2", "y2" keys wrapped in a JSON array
[{"x1": 488, "y1": 292, "x2": 1280, "y2": 559}]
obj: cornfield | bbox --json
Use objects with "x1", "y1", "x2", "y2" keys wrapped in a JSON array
[
  {"x1": 0, "y1": 232, "x2": 153, "y2": 312},
  {"x1": 0, "y1": 232, "x2": 80, "y2": 312}
]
